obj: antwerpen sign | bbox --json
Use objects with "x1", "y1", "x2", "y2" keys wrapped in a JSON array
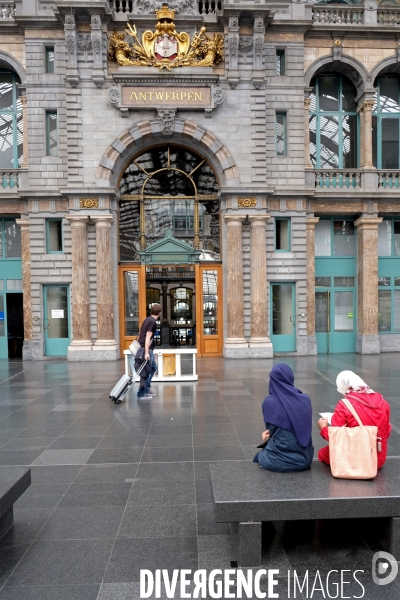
[{"x1": 122, "y1": 86, "x2": 211, "y2": 107}]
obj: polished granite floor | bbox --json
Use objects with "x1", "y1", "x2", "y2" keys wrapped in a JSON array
[{"x1": 0, "y1": 354, "x2": 399, "y2": 599}]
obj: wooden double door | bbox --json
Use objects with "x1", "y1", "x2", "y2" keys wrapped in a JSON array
[{"x1": 118, "y1": 264, "x2": 223, "y2": 357}]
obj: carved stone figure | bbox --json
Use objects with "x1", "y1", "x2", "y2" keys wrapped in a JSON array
[
  {"x1": 239, "y1": 37, "x2": 253, "y2": 54},
  {"x1": 136, "y1": 0, "x2": 195, "y2": 15},
  {"x1": 108, "y1": 86, "x2": 120, "y2": 105},
  {"x1": 212, "y1": 87, "x2": 224, "y2": 105},
  {"x1": 157, "y1": 109, "x2": 176, "y2": 135}
]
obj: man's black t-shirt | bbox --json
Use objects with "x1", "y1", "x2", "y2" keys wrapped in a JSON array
[{"x1": 139, "y1": 316, "x2": 157, "y2": 350}]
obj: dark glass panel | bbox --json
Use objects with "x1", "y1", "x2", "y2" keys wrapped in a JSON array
[
  {"x1": 119, "y1": 201, "x2": 140, "y2": 261},
  {"x1": 372, "y1": 115, "x2": 377, "y2": 168},
  {"x1": 47, "y1": 112, "x2": 57, "y2": 156},
  {"x1": 381, "y1": 118, "x2": 399, "y2": 169},
  {"x1": 309, "y1": 115, "x2": 317, "y2": 167},
  {"x1": 48, "y1": 220, "x2": 62, "y2": 252},
  {"x1": 199, "y1": 198, "x2": 220, "y2": 260},
  {"x1": 0, "y1": 113, "x2": 15, "y2": 168},
  {"x1": 276, "y1": 114, "x2": 285, "y2": 156},
  {"x1": 379, "y1": 78, "x2": 400, "y2": 113},
  {"x1": 315, "y1": 277, "x2": 330, "y2": 287},
  {"x1": 125, "y1": 272, "x2": 139, "y2": 336},
  {"x1": 334, "y1": 277, "x2": 355, "y2": 287},
  {"x1": 378, "y1": 277, "x2": 391, "y2": 287},
  {"x1": 5, "y1": 220, "x2": 21, "y2": 258},
  {"x1": 378, "y1": 289, "x2": 391, "y2": 332},
  {"x1": 318, "y1": 77, "x2": 339, "y2": 112},
  {"x1": 0, "y1": 73, "x2": 13, "y2": 111},
  {"x1": 315, "y1": 291, "x2": 329, "y2": 333},
  {"x1": 202, "y1": 270, "x2": 218, "y2": 335},
  {"x1": 320, "y1": 115, "x2": 339, "y2": 169},
  {"x1": 342, "y1": 115, "x2": 357, "y2": 168},
  {"x1": 341, "y1": 78, "x2": 357, "y2": 112},
  {"x1": 394, "y1": 221, "x2": 400, "y2": 256},
  {"x1": 333, "y1": 221, "x2": 354, "y2": 257},
  {"x1": 16, "y1": 112, "x2": 23, "y2": 167}
]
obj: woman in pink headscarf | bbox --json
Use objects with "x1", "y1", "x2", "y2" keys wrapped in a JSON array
[{"x1": 318, "y1": 370, "x2": 391, "y2": 470}]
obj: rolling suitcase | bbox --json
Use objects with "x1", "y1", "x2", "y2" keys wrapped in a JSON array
[{"x1": 109, "y1": 359, "x2": 148, "y2": 404}]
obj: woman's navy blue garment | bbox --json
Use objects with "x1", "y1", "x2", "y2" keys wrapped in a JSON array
[
  {"x1": 253, "y1": 423, "x2": 314, "y2": 473},
  {"x1": 262, "y1": 363, "x2": 312, "y2": 448}
]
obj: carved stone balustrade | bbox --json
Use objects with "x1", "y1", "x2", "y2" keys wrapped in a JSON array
[
  {"x1": 378, "y1": 171, "x2": 400, "y2": 189},
  {"x1": 314, "y1": 170, "x2": 361, "y2": 189},
  {"x1": 377, "y1": 8, "x2": 400, "y2": 25},
  {"x1": 312, "y1": 6, "x2": 364, "y2": 25},
  {"x1": 0, "y1": 170, "x2": 19, "y2": 190},
  {"x1": 0, "y1": 3, "x2": 15, "y2": 19}
]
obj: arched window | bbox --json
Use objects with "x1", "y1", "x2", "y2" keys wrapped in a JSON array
[
  {"x1": 372, "y1": 77, "x2": 400, "y2": 169},
  {"x1": 119, "y1": 145, "x2": 220, "y2": 261},
  {"x1": 309, "y1": 75, "x2": 358, "y2": 169},
  {"x1": 0, "y1": 71, "x2": 23, "y2": 169}
]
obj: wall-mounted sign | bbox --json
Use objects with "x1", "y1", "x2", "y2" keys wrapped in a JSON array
[
  {"x1": 0, "y1": 312, "x2": 4, "y2": 321},
  {"x1": 51, "y1": 310, "x2": 64, "y2": 319},
  {"x1": 122, "y1": 86, "x2": 211, "y2": 108}
]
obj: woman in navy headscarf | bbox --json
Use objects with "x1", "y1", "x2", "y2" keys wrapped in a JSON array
[{"x1": 253, "y1": 364, "x2": 314, "y2": 472}]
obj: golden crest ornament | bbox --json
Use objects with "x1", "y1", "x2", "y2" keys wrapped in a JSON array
[{"x1": 108, "y1": 3, "x2": 224, "y2": 71}]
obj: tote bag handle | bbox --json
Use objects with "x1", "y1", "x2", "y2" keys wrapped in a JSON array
[{"x1": 341, "y1": 398, "x2": 364, "y2": 427}]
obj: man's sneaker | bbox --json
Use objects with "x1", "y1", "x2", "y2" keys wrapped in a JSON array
[
  {"x1": 147, "y1": 388, "x2": 156, "y2": 395},
  {"x1": 139, "y1": 393, "x2": 153, "y2": 399}
]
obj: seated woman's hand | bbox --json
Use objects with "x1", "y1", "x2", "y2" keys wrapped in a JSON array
[
  {"x1": 262, "y1": 430, "x2": 270, "y2": 442},
  {"x1": 317, "y1": 418, "x2": 328, "y2": 430}
]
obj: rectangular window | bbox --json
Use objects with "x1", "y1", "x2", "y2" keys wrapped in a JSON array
[
  {"x1": 47, "y1": 219, "x2": 63, "y2": 253},
  {"x1": 45, "y1": 46, "x2": 55, "y2": 73},
  {"x1": 275, "y1": 218, "x2": 290, "y2": 251},
  {"x1": 276, "y1": 50, "x2": 285, "y2": 76},
  {"x1": 395, "y1": 221, "x2": 400, "y2": 256},
  {"x1": 202, "y1": 270, "x2": 218, "y2": 335},
  {"x1": 6, "y1": 279, "x2": 22, "y2": 290},
  {"x1": 379, "y1": 277, "x2": 391, "y2": 287},
  {"x1": 4, "y1": 219, "x2": 21, "y2": 258},
  {"x1": 315, "y1": 277, "x2": 331, "y2": 287},
  {"x1": 46, "y1": 111, "x2": 58, "y2": 156},
  {"x1": 381, "y1": 118, "x2": 399, "y2": 170},
  {"x1": 334, "y1": 277, "x2": 355, "y2": 287},
  {"x1": 315, "y1": 220, "x2": 331, "y2": 256},
  {"x1": 378, "y1": 219, "x2": 392, "y2": 256},
  {"x1": 333, "y1": 220, "x2": 354, "y2": 257},
  {"x1": 378, "y1": 289, "x2": 391, "y2": 332},
  {"x1": 276, "y1": 113, "x2": 286, "y2": 156}
]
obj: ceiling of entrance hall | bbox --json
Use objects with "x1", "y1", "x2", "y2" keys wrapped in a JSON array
[{"x1": 120, "y1": 146, "x2": 218, "y2": 197}]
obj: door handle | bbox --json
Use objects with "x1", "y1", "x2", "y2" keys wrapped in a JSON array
[
  {"x1": 44, "y1": 319, "x2": 50, "y2": 329},
  {"x1": 290, "y1": 315, "x2": 295, "y2": 323}
]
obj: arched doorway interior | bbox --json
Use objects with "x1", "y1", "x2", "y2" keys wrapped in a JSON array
[{"x1": 118, "y1": 145, "x2": 222, "y2": 357}]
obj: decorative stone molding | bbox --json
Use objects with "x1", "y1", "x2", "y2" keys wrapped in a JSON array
[
  {"x1": 77, "y1": 35, "x2": 92, "y2": 62},
  {"x1": 157, "y1": 108, "x2": 176, "y2": 135},
  {"x1": 252, "y1": 16, "x2": 265, "y2": 88},
  {"x1": 239, "y1": 37, "x2": 253, "y2": 54},
  {"x1": 136, "y1": 0, "x2": 196, "y2": 15},
  {"x1": 238, "y1": 197, "x2": 256, "y2": 208},
  {"x1": 227, "y1": 16, "x2": 240, "y2": 89},
  {"x1": 108, "y1": 86, "x2": 120, "y2": 105},
  {"x1": 64, "y1": 13, "x2": 79, "y2": 87},
  {"x1": 97, "y1": 118, "x2": 240, "y2": 188},
  {"x1": 212, "y1": 87, "x2": 224, "y2": 106},
  {"x1": 332, "y1": 38, "x2": 343, "y2": 61},
  {"x1": 79, "y1": 198, "x2": 99, "y2": 208},
  {"x1": 91, "y1": 14, "x2": 105, "y2": 88}
]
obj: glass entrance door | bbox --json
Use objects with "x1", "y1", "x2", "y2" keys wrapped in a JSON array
[
  {"x1": 315, "y1": 286, "x2": 356, "y2": 353},
  {"x1": 270, "y1": 283, "x2": 296, "y2": 352},
  {"x1": 44, "y1": 285, "x2": 70, "y2": 356},
  {"x1": 197, "y1": 265, "x2": 222, "y2": 356}
]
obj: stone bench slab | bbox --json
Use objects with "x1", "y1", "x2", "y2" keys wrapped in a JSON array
[
  {"x1": 210, "y1": 460, "x2": 400, "y2": 567},
  {"x1": 0, "y1": 467, "x2": 31, "y2": 538}
]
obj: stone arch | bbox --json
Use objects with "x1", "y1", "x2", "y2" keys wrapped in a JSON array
[
  {"x1": 369, "y1": 55, "x2": 400, "y2": 85},
  {"x1": 96, "y1": 117, "x2": 239, "y2": 188},
  {"x1": 0, "y1": 50, "x2": 26, "y2": 83},
  {"x1": 304, "y1": 54, "x2": 370, "y2": 96}
]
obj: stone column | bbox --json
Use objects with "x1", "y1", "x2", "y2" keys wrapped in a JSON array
[
  {"x1": 16, "y1": 219, "x2": 33, "y2": 359},
  {"x1": 92, "y1": 215, "x2": 118, "y2": 357},
  {"x1": 248, "y1": 215, "x2": 273, "y2": 356},
  {"x1": 224, "y1": 215, "x2": 247, "y2": 356},
  {"x1": 358, "y1": 100, "x2": 375, "y2": 169},
  {"x1": 306, "y1": 217, "x2": 319, "y2": 356},
  {"x1": 354, "y1": 217, "x2": 382, "y2": 354},
  {"x1": 65, "y1": 216, "x2": 92, "y2": 357}
]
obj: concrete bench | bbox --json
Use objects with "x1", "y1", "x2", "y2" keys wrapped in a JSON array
[
  {"x1": 0, "y1": 467, "x2": 31, "y2": 538},
  {"x1": 210, "y1": 460, "x2": 400, "y2": 567}
]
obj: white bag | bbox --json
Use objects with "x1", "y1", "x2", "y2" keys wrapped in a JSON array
[
  {"x1": 129, "y1": 339, "x2": 140, "y2": 357},
  {"x1": 329, "y1": 399, "x2": 378, "y2": 480}
]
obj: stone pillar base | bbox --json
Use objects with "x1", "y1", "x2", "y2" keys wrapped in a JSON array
[
  {"x1": 22, "y1": 340, "x2": 34, "y2": 360},
  {"x1": 248, "y1": 337, "x2": 273, "y2": 357},
  {"x1": 296, "y1": 336, "x2": 309, "y2": 356},
  {"x1": 68, "y1": 344, "x2": 119, "y2": 361},
  {"x1": 356, "y1": 334, "x2": 380, "y2": 355},
  {"x1": 306, "y1": 336, "x2": 318, "y2": 356}
]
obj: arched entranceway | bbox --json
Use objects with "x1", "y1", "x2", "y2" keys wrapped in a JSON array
[{"x1": 118, "y1": 144, "x2": 223, "y2": 357}]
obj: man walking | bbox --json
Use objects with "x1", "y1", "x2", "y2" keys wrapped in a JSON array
[{"x1": 137, "y1": 304, "x2": 161, "y2": 399}]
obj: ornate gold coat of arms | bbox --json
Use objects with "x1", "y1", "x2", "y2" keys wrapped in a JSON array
[{"x1": 108, "y1": 4, "x2": 224, "y2": 70}]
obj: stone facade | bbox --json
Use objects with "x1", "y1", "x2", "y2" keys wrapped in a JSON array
[{"x1": 0, "y1": 0, "x2": 400, "y2": 360}]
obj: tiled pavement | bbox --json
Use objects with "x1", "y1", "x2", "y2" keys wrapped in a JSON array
[{"x1": 0, "y1": 355, "x2": 399, "y2": 599}]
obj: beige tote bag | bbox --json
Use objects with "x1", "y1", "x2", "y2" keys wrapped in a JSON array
[{"x1": 329, "y1": 399, "x2": 378, "y2": 480}]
